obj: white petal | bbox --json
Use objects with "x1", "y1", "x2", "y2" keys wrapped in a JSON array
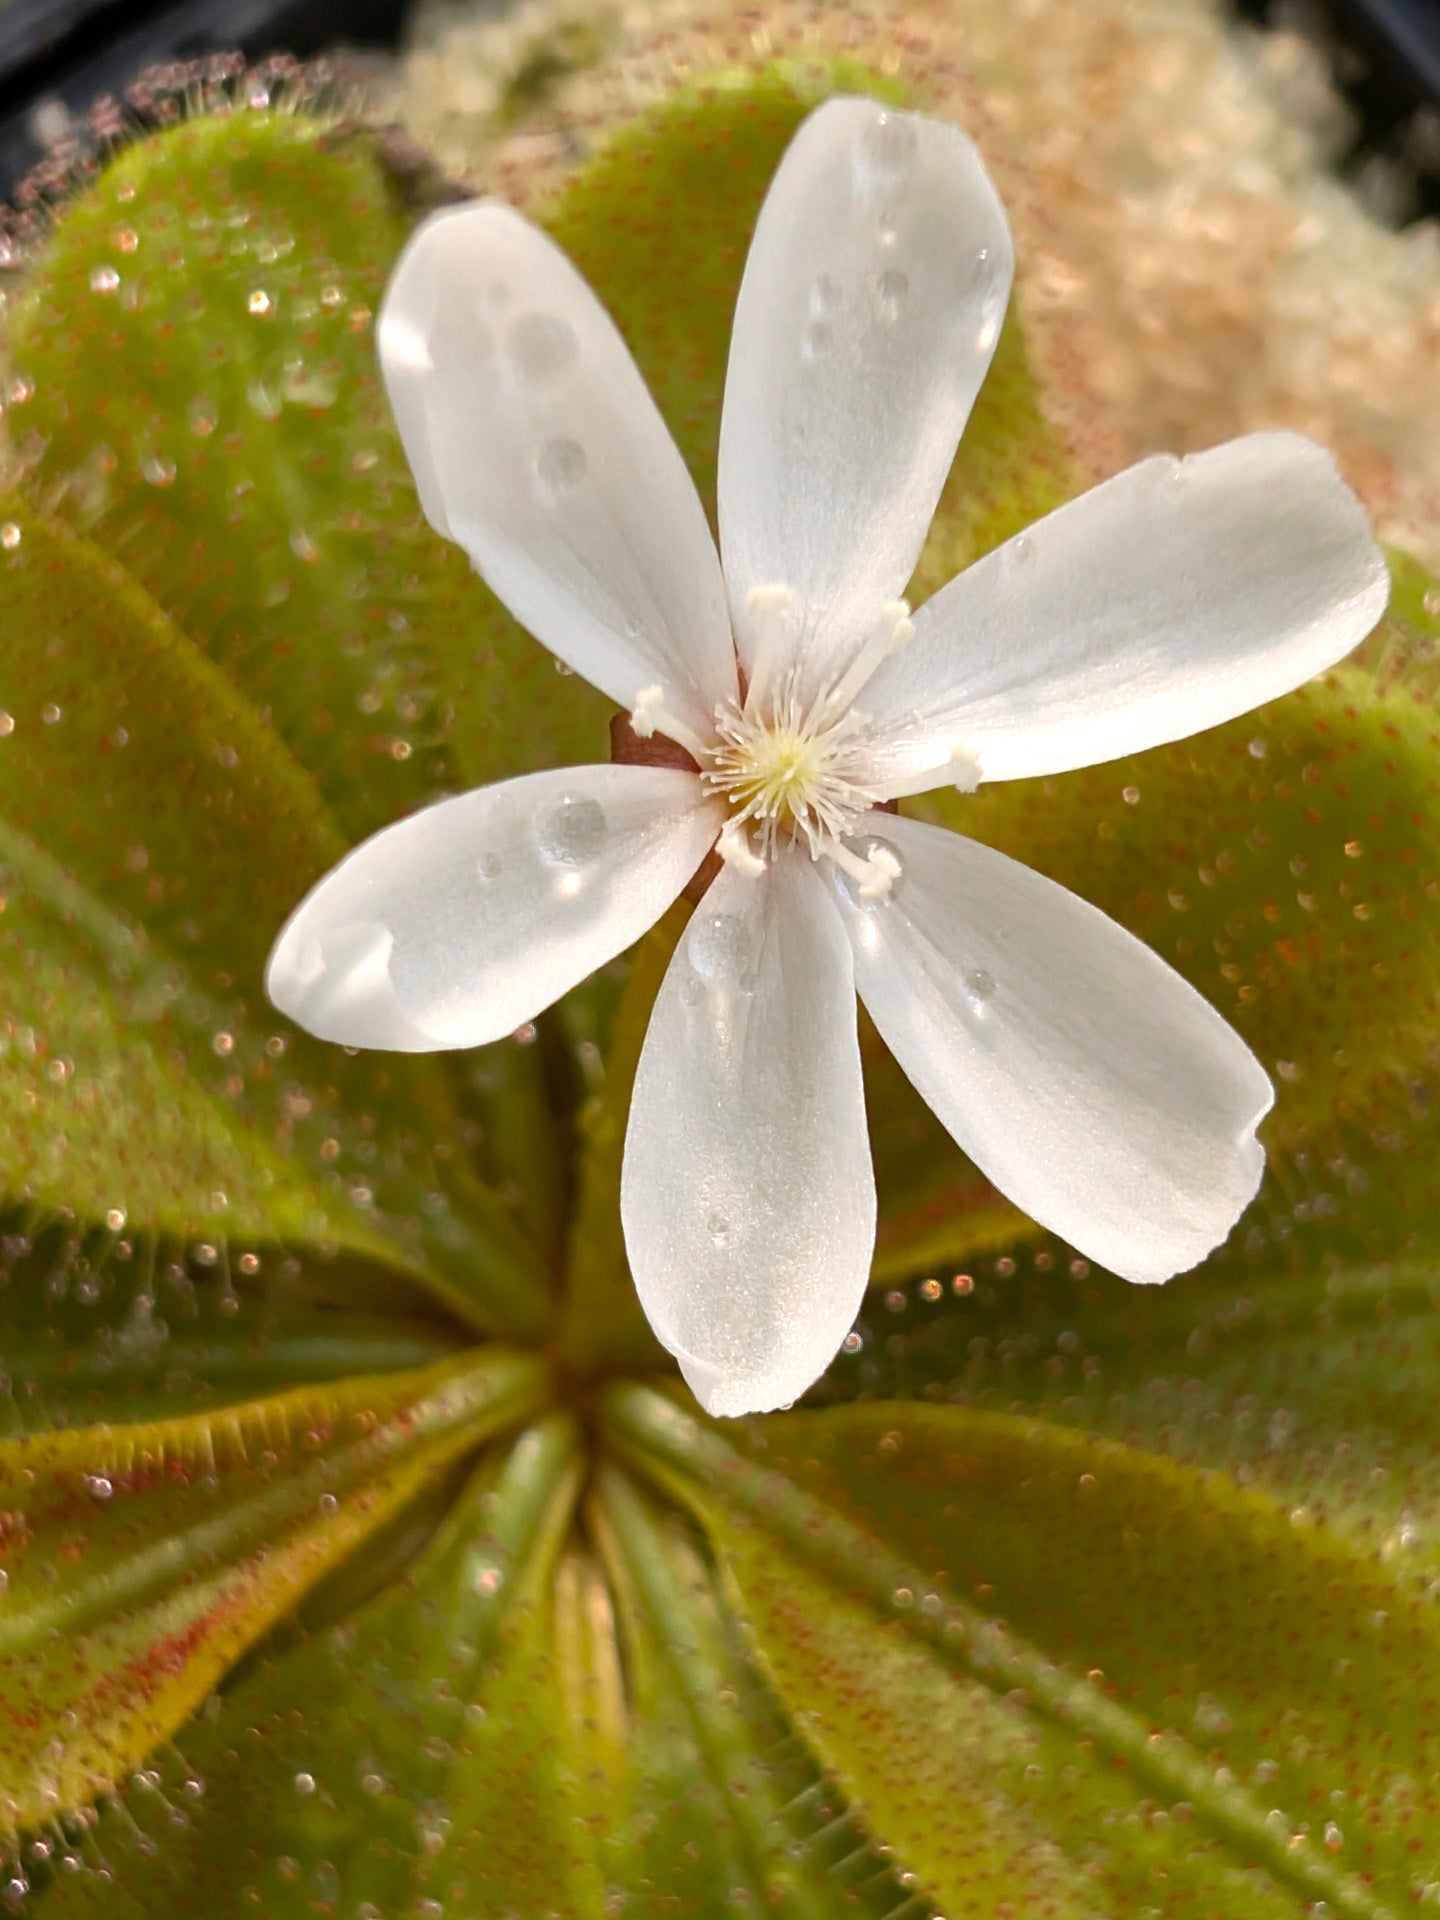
[
  {"x1": 267, "y1": 766, "x2": 722, "y2": 1051},
  {"x1": 832, "y1": 815, "x2": 1272, "y2": 1282},
  {"x1": 621, "y1": 851, "x2": 875, "y2": 1416},
  {"x1": 379, "y1": 203, "x2": 737, "y2": 736},
  {"x1": 717, "y1": 96, "x2": 1013, "y2": 702},
  {"x1": 856, "y1": 434, "x2": 1389, "y2": 795}
]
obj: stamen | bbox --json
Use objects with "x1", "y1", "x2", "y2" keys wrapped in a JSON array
[
  {"x1": 628, "y1": 684, "x2": 708, "y2": 762},
  {"x1": 717, "y1": 819, "x2": 766, "y2": 877},
  {"x1": 949, "y1": 743, "x2": 982, "y2": 793},
  {"x1": 830, "y1": 837, "x2": 902, "y2": 899},
  {"x1": 743, "y1": 583, "x2": 794, "y2": 714},
  {"x1": 816, "y1": 599, "x2": 913, "y2": 723}
]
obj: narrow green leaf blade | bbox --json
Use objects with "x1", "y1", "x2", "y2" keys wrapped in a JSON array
[
  {"x1": 0, "y1": 1347, "x2": 548, "y2": 1835},
  {"x1": 607, "y1": 1384, "x2": 1440, "y2": 1918}
]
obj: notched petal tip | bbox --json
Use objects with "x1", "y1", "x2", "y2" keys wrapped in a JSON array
[
  {"x1": 677, "y1": 1349, "x2": 812, "y2": 1420},
  {"x1": 265, "y1": 915, "x2": 441, "y2": 1052}
]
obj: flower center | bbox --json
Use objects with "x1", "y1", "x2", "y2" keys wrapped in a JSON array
[{"x1": 631, "y1": 586, "x2": 913, "y2": 897}]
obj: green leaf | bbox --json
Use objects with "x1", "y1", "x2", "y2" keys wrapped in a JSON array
[
  {"x1": 592, "y1": 1464, "x2": 914, "y2": 1918},
  {"x1": 0, "y1": 1211, "x2": 463, "y2": 1436},
  {"x1": 608, "y1": 1383, "x2": 1440, "y2": 1918},
  {"x1": 556, "y1": 909, "x2": 682, "y2": 1379},
  {"x1": 29, "y1": 1413, "x2": 594, "y2": 1918},
  {"x1": 0, "y1": 501, "x2": 551, "y2": 1336},
  {"x1": 0, "y1": 1347, "x2": 547, "y2": 1837},
  {"x1": 5, "y1": 112, "x2": 605, "y2": 833}
]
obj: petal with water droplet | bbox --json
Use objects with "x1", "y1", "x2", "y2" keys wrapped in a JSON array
[
  {"x1": 621, "y1": 850, "x2": 875, "y2": 1415},
  {"x1": 830, "y1": 813, "x2": 1272, "y2": 1283},
  {"x1": 855, "y1": 434, "x2": 1388, "y2": 796},
  {"x1": 379, "y1": 202, "x2": 738, "y2": 736},
  {"x1": 718, "y1": 96, "x2": 1013, "y2": 705},
  {"x1": 267, "y1": 765, "x2": 722, "y2": 1050}
]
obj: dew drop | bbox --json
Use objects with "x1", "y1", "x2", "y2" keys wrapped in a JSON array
[
  {"x1": 247, "y1": 289, "x2": 273, "y2": 316},
  {"x1": 476, "y1": 851, "x2": 501, "y2": 882},
  {"x1": 861, "y1": 111, "x2": 919, "y2": 180},
  {"x1": 1009, "y1": 531, "x2": 1034, "y2": 566},
  {"x1": 0, "y1": 1569, "x2": 8, "y2": 1597},
  {"x1": 688, "y1": 910, "x2": 749, "y2": 981},
  {"x1": 809, "y1": 273, "x2": 842, "y2": 315},
  {"x1": 964, "y1": 968, "x2": 996, "y2": 1013},
  {"x1": 141, "y1": 456, "x2": 177, "y2": 488},
  {"x1": 505, "y1": 312, "x2": 578, "y2": 386},
  {"x1": 0, "y1": 524, "x2": 19, "y2": 553},
  {"x1": 535, "y1": 435, "x2": 587, "y2": 497},
  {"x1": 535, "y1": 793, "x2": 606, "y2": 867},
  {"x1": 89, "y1": 265, "x2": 120, "y2": 294},
  {"x1": 800, "y1": 320, "x2": 833, "y2": 364},
  {"x1": 84, "y1": 1474, "x2": 114, "y2": 1501},
  {"x1": 706, "y1": 1213, "x2": 731, "y2": 1248},
  {"x1": 41, "y1": 703, "x2": 61, "y2": 725},
  {"x1": 0, "y1": 713, "x2": 13, "y2": 738},
  {"x1": 293, "y1": 1772, "x2": 316, "y2": 1796},
  {"x1": 875, "y1": 267, "x2": 909, "y2": 322}
]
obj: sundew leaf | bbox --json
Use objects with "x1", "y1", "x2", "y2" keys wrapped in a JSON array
[
  {"x1": 0, "y1": 503, "x2": 551, "y2": 1337},
  {"x1": 607, "y1": 1383, "x2": 1440, "y2": 1919},
  {"x1": 32, "y1": 1415, "x2": 603, "y2": 1920},
  {"x1": 0, "y1": 1212, "x2": 463, "y2": 1437},
  {"x1": 0, "y1": 1348, "x2": 548, "y2": 1836},
  {"x1": 829, "y1": 1236, "x2": 1440, "y2": 1601},
  {"x1": 34, "y1": 1423, "x2": 914, "y2": 1920},
  {"x1": 3, "y1": 110, "x2": 607, "y2": 837},
  {"x1": 591, "y1": 1465, "x2": 916, "y2": 1918}
]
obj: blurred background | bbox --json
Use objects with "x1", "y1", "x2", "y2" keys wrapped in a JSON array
[{"x1": 0, "y1": 0, "x2": 1437, "y2": 213}]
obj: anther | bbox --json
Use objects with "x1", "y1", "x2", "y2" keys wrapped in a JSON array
[
  {"x1": 717, "y1": 820, "x2": 766, "y2": 877},
  {"x1": 630, "y1": 685, "x2": 664, "y2": 739}
]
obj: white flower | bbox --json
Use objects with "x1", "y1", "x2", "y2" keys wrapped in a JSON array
[{"x1": 266, "y1": 96, "x2": 1388, "y2": 1417}]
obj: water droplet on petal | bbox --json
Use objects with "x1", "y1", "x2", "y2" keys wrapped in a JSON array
[
  {"x1": 535, "y1": 793, "x2": 606, "y2": 866},
  {"x1": 84, "y1": 1474, "x2": 113, "y2": 1501},
  {"x1": 801, "y1": 320, "x2": 833, "y2": 363},
  {"x1": 860, "y1": 111, "x2": 919, "y2": 182},
  {"x1": 809, "y1": 273, "x2": 842, "y2": 315},
  {"x1": 535, "y1": 435, "x2": 587, "y2": 497},
  {"x1": 688, "y1": 911, "x2": 749, "y2": 982},
  {"x1": 476, "y1": 852, "x2": 501, "y2": 882},
  {"x1": 964, "y1": 967, "x2": 996, "y2": 1017},
  {"x1": 505, "y1": 312, "x2": 578, "y2": 387},
  {"x1": 89, "y1": 264, "x2": 120, "y2": 294},
  {"x1": 875, "y1": 267, "x2": 909, "y2": 323},
  {"x1": 706, "y1": 1213, "x2": 731, "y2": 1248}
]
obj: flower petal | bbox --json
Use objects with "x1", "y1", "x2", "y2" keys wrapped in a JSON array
[
  {"x1": 717, "y1": 96, "x2": 1013, "y2": 702},
  {"x1": 379, "y1": 203, "x2": 737, "y2": 735},
  {"x1": 621, "y1": 850, "x2": 875, "y2": 1415},
  {"x1": 267, "y1": 766, "x2": 722, "y2": 1051},
  {"x1": 831, "y1": 814, "x2": 1272, "y2": 1282},
  {"x1": 855, "y1": 434, "x2": 1389, "y2": 795}
]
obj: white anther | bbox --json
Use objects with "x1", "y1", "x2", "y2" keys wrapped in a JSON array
[
  {"x1": 630, "y1": 685, "x2": 664, "y2": 739},
  {"x1": 949, "y1": 744, "x2": 982, "y2": 793},
  {"x1": 879, "y1": 600, "x2": 914, "y2": 651},
  {"x1": 717, "y1": 820, "x2": 766, "y2": 878},
  {"x1": 857, "y1": 845, "x2": 902, "y2": 899}
]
